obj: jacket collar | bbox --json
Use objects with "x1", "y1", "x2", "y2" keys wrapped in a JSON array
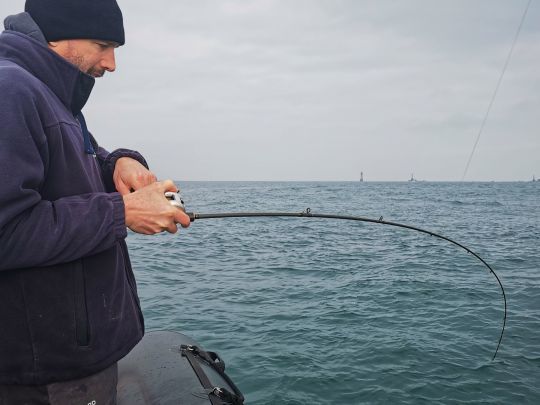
[{"x1": 0, "y1": 30, "x2": 95, "y2": 115}]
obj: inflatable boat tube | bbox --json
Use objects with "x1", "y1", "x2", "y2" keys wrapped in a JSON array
[{"x1": 117, "y1": 331, "x2": 244, "y2": 405}]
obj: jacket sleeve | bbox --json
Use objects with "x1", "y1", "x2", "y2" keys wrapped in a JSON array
[
  {"x1": 91, "y1": 134, "x2": 150, "y2": 193},
  {"x1": 0, "y1": 84, "x2": 127, "y2": 271}
]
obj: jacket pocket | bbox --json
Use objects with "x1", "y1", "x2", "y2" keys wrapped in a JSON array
[{"x1": 74, "y1": 259, "x2": 90, "y2": 346}]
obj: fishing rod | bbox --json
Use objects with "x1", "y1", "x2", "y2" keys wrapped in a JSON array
[{"x1": 166, "y1": 193, "x2": 507, "y2": 361}]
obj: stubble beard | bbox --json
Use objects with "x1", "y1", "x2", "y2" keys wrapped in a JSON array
[
  {"x1": 87, "y1": 66, "x2": 105, "y2": 78},
  {"x1": 64, "y1": 48, "x2": 105, "y2": 78}
]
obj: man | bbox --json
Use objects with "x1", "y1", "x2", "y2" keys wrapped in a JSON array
[{"x1": 0, "y1": 0, "x2": 190, "y2": 403}]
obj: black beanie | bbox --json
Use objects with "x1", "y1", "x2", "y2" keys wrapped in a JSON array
[{"x1": 25, "y1": 0, "x2": 125, "y2": 45}]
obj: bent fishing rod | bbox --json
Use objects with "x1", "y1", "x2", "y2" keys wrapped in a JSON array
[{"x1": 166, "y1": 192, "x2": 507, "y2": 361}]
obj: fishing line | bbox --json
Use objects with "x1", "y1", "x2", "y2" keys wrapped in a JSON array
[
  {"x1": 184, "y1": 208, "x2": 506, "y2": 361},
  {"x1": 461, "y1": 0, "x2": 532, "y2": 181}
]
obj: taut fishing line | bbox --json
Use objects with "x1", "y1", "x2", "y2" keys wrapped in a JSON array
[{"x1": 166, "y1": 190, "x2": 506, "y2": 361}]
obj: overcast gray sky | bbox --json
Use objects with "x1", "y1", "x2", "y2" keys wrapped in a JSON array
[{"x1": 2, "y1": 0, "x2": 539, "y2": 181}]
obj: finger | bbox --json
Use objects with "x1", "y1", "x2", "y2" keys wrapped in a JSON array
[
  {"x1": 115, "y1": 179, "x2": 132, "y2": 195},
  {"x1": 158, "y1": 179, "x2": 178, "y2": 193},
  {"x1": 127, "y1": 173, "x2": 149, "y2": 191},
  {"x1": 174, "y1": 210, "x2": 191, "y2": 228},
  {"x1": 136, "y1": 172, "x2": 157, "y2": 188},
  {"x1": 165, "y1": 221, "x2": 178, "y2": 234}
]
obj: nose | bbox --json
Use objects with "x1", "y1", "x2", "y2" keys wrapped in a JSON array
[{"x1": 102, "y1": 48, "x2": 116, "y2": 72}]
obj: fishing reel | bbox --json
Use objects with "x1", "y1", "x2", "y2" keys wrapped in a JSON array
[{"x1": 165, "y1": 191, "x2": 186, "y2": 212}]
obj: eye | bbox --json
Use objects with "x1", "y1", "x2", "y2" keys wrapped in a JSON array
[{"x1": 94, "y1": 42, "x2": 109, "y2": 50}]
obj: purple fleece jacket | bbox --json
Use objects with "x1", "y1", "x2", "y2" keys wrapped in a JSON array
[{"x1": 0, "y1": 26, "x2": 144, "y2": 384}]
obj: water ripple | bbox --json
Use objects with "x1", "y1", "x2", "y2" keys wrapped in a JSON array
[{"x1": 129, "y1": 182, "x2": 540, "y2": 404}]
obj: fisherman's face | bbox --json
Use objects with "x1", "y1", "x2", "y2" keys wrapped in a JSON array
[{"x1": 48, "y1": 39, "x2": 118, "y2": 78}]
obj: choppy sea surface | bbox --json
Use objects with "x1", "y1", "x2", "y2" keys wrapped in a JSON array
[{"x1": 127, "y1": 182, "x2": 539, "y2": 404}]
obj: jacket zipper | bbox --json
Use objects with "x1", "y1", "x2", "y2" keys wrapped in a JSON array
[{"x1": 74, "y1": 259, "x2": 90, "y2": 346}]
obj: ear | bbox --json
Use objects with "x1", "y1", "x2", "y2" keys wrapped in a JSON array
[{"x1": 48, "y1": 41, "x2": 59, "y2": 48}]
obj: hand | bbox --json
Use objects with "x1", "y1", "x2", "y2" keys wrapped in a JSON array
[
  {"x1": 113, "y1": 157, "x2": 157, "y2": 195},
  {"x1": 123, "y1": 180, "x2": 191, "y2": 234}
]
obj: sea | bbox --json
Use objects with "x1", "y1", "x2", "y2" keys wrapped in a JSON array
[{"x1": 126, "y1": 181, "x2": 539, "y2": 404}]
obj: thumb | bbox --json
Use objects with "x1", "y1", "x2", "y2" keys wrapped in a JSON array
[{"x1": 115, "y1": 179, "x2": 132, "y2": 196}]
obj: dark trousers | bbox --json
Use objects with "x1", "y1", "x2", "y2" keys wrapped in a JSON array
[{"x1": 0, "y1": 363, "x2": 117, "y2": 405}]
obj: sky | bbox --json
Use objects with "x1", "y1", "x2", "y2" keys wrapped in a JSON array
[{"x1": 2, "y1": 0, "x2": 539, "y2": 181}]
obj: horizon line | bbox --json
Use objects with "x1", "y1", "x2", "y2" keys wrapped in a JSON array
[{"x1": 172, "y1": 179, "x2": 538, "y2": 183}]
